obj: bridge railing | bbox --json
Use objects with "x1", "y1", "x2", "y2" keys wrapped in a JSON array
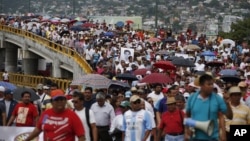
[
  {"x1": 0, "y1": 72, "x2": 71, "y2": 90},
  {"x1": 0, "y1": 25, "x2": 92, "y2": 74}
]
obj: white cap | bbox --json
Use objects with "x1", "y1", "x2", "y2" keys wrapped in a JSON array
[{"x1": 0, "y1": 86, "x2": 5, "y2": 92}]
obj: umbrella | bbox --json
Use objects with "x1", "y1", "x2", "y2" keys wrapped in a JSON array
[
  {"x1": 201, "y1": 51, "x2": 215, "y2": 56},
  {"x1": 164, "y1": 37, "x2": 177, "y2": 43},
  {"x1": 83, "y1": 22, "x2": 95, "y2": 28},
  {"x1": 220, "y1": 75, "x2": 241, "y2": 83},
  {"x1": 166, "y1": 56, "x2": 182, "y2": 61},
  {"x1": 140, "y1": 73, "x2": 173, "y2": 84},
  {"x1": 108, "y1": 80, "x2": 130, "y2": 90},
  {"x1": 73, "y1": 21, "x2": 83, "y2": 26},
  {"x1": 153, "y1": 61, "x2": 176, "y2": 70},
  {"x1": 0, "y1": 81, "x2": 17, "y2": 91},
  {"x1": 219, "y1": 69, "x2": 238, "y2": 76},
  {"x1": 13, "y1": 87, "x2": 39, "y2": 101},
  {"x1": 75, "y1": 17, "x2": 87, "y2": 21},
  {"x1": 116, "y1": 73, "x2": 138, "y2": 81},
  {"x1": 184, "y1": 44, "x2": 200, "y2": 50},
  {"x1": 172, "y1": 57, "x2": 195, "y2": 67},
  {"x1": 71, "y1": 74, "x2": 111, "y2": 88},
  {"x1": 60, "y1": 18, "x2": 70, "y2": 23},
  {"x1": 116, "y1": 21, "x2": 124, "y2": 27},
  {"x1": 70, "y1": 26, "x2": 89, "y2": 31},
  {"x1": 133, "y1": 68, "x2": 149, "y2": 76},
  {"x1": 147, "y1": 37, "x2": 161, "y2": 42},
  {"x1": 104, "y1": 32, "x2": 115, "y2": 37},
  {"x1": 221, "y1": 39, "x2": 235, "y2": 47},
  {"x1": 126, "y1": 20, "x2": 134, "y2": 24},
  {"x1": 206, "y1": 61, "x2": 225, "y2": 67},
  {"x1": 155, "y1": 50, "x2": 170, "y2": 55}
]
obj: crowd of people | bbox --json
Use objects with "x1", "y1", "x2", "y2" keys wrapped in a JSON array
[{"x1": 0, "y1": 15, "x2": 250, "y2": 141}]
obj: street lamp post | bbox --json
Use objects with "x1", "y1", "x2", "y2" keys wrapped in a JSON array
[
  {"x1": 72, "y1": 0, "x2": 75, "y2": 15},
  {"x1": 155, "y1": 0, "x2": 159, "y2": 29},
  {"x1": 28, "y1": 0, "x2": 31, "y2": 13}
]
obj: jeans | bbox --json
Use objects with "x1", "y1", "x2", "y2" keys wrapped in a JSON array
[{"x1": 165, "y1": 134, "x2": 184, "y2": 141}]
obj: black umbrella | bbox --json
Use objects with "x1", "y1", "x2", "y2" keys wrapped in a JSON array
[
  {"x1": 220, "y1": 75, "x2": 241, "y2": 84},
  {"x1": 164, "y1": 37, "x2": 177, "y2": 43},
  {"x1": 172, "y1": 57, "x2": 195, "y2": 67},
  {"x1": 108, "y1": 80, "x2": 130, "y2": 90},
  {"x1": 13, "y1": 87, "x2": 40, "y2": 101},
  {"x1": 166, "y1": 56, "x2": 183, "y2": 61},
  {"x1": 116, "y1": 73, "x2": 138, "y2": 81}
]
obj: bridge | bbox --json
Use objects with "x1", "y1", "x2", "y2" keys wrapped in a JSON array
[{"x1": 0, "y1": 25, "x2": 93, "y2": 89}]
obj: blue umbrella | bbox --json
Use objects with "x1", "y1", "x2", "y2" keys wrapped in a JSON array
[
  {"x1": 116, "y1": 21, "x2": 124, "y2": 27},
  {"x1": 73, "y1": 21, "x2": 83, "y2": 26},
  {"x1": 0, "y1": 81, "x2": 17, "y2": 91},
  {"x1": 219, "y1": 69, "x2": 239, "y2": 76},
  {"x1": 70, "y1": 26, "x2": 89, "y2": 31},
  {"x1": 201, "y1": 51, "x2": 215, "y2": 56},
  {"x1": 104, "y1": 32, "x2": 114, "y2": 37}
]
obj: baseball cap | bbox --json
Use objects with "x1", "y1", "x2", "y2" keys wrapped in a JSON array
[
  {"x1": 4, "y1": 89, "x2": 13, "y2": 95},
  {"x1": 36, "y1": 84, "x2": 43, "y2": 90},
  {"x1": 0, "y1": 86, "x2": 5, "y2": 92},
  {"x1": 130, "y1": 95, "x2": 140, "y2": 102},
  {"x1": 50, "y1": 89, "x2": 66, "y2": 100},
  {"x1": 125, "y1": 91, "x2": 132, "y2": 98}
]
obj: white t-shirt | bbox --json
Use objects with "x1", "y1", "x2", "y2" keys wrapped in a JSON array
[
  {"x1": 2, "y1": 73, "x2": 8, "y2": 80},
  {"x1": 147, "y1": 91, "x2": 164, "y2": 105},
  {"x1": 75, "y1": 108, "x2": 96, "y2": 141},
  {"x1": 110, "y1": 114, "x2": 124, "y2": 133}
]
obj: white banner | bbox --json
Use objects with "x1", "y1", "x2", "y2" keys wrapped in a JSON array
[
  {"x1": 0, "y1": 127, "x2": 43, "y2": 141},
  {"x1": 120, "y1": 47, "x2": 134, "y2": 62}
]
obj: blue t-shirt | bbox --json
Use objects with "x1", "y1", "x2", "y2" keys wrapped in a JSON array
[
  {"x1": 154, "y1": 97, "x2": 167, "y2": 113},
  {"x1": 186, "y1": 91, "x2": 227, "y2": 140}
]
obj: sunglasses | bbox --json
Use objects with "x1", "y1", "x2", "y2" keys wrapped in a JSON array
[{"x1": 132, "y1": 99, "x2": 141, "y2": 104}]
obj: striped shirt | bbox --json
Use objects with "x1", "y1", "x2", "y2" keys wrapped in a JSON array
[{"x1": 225, "y1": 103, "x2": 250, "y2": 132}]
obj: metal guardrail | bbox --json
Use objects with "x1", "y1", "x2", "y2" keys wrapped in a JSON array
[
  {"x1": 0, "y1": 72, "x2": 71, "y2": 90},
  {"x1": 0, "y1": 25, "x2": 93, "y2": 74}
]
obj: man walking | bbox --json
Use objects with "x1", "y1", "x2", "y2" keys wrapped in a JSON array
[{"x1": 73, "y1": 92, "x2": 98, "y2": 141}]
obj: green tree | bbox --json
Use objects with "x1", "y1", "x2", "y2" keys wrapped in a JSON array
[{"x1": 219, "y1": 18, "x2": 250, "y2": 41}]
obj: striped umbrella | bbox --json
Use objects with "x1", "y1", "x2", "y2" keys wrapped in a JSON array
[{"x1": 71, "y1": 74, "x2": 111, "y2": 89}]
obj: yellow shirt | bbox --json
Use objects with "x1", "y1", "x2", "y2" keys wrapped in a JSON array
[{"x1": 225, "y1": 103, "x2": 250, "y2": 132}]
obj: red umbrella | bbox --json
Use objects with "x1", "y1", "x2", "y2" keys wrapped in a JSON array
[
  {"x1": 83, "y1": 22, "x2": 95, "y2": 28},
  {"x1": 126, "y1": 20, "x2": 134, "y2": 24},
  {"x1": 153, "y1": 61, "x2": 176, "y2": 70},
  {"x1": 147, "y1": 37, "x2": 161, "y2": 42},
  {"x1": 133, "y1": 68, "x2": 149, "y2": 76},
  {"x1": 140, "y1": 73, "x2": 173, "y2": 84}
]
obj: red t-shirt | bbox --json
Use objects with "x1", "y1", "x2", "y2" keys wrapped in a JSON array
[
  {"x1": 159, "y1": 110, "x2": 184, "y2": 134},
  {"x1": 12, "y1": 103, "x2": 38, "y2": 127},
  {"x1": 37, "y1": 108, "x2": 85, "y2": 141}
]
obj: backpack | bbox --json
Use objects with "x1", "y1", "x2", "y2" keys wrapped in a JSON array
[{"x1": 74, "y1": 108, "x2": 93, "y2": 141}]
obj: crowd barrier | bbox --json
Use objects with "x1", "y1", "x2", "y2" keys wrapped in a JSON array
[
  {"x1": 0, "y1": 72, "x2": 71, "y2": 90},
  {"x1": 0, "y1": 25, "x2": 93, "y2": 74}
]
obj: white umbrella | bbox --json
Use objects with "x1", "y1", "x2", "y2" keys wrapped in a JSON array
[
  {"x1": 60, "y1": 18, "x2": 70, "y2": 23},
  {"x1": 220, "y1": 39, "x2": 235, "y2": 47}
]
